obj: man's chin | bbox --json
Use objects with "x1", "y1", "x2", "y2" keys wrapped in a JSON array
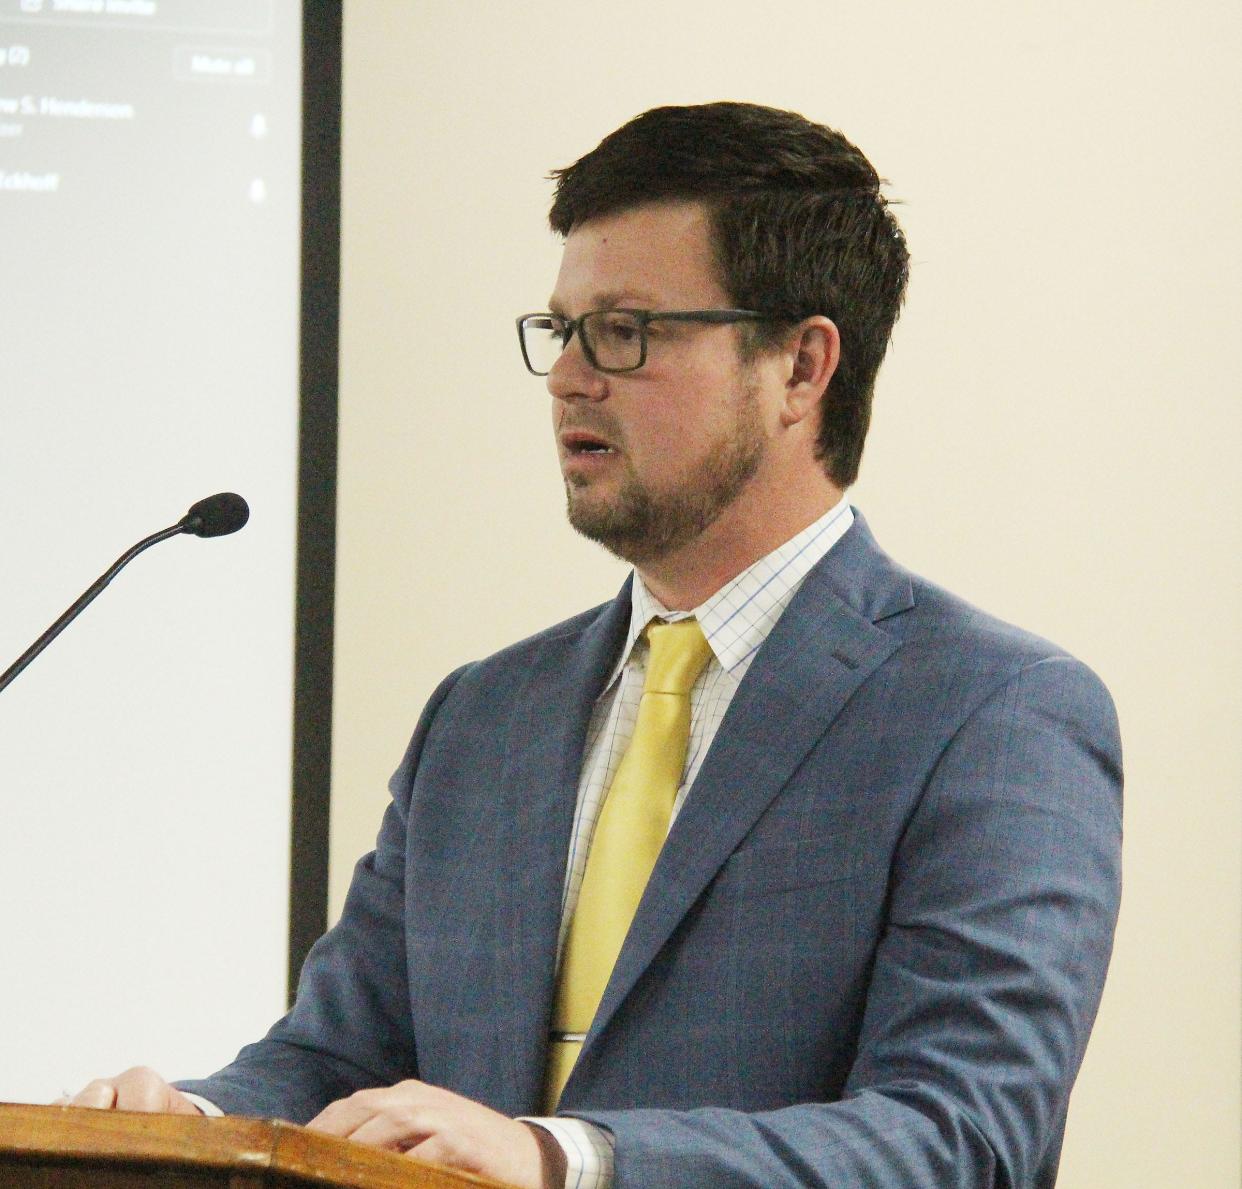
[
  {"x1": 565, "y1": 490, "x2": 657, "y2": 565},
  {"x1": 565, "y1": 486, "x2": 718, "y2": 569}
]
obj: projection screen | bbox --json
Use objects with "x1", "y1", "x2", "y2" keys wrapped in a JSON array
[{"x1": 0, "y1": 0, "x2": 334, "y2": 1104}]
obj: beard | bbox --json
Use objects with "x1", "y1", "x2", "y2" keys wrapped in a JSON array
[{"x1": 564, "y1": 384, "x2": 766, "y2": 566}]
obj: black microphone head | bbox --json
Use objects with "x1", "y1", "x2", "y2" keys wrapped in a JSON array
[{"x1": 180, "y1": 492, "x2": 250, "y2": 538}]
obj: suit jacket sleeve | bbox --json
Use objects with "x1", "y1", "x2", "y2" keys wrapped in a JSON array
[
  {"x1": 572, "y1": 655, "x2": 1123, "y2": 1188},
  {"x1": 174, "y1": 667, "x2": 469, "y2": 1122}
]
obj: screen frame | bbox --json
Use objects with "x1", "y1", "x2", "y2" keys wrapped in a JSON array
[{"x1": 288, "y1": 1, "x2": 341, "y2": 1002}]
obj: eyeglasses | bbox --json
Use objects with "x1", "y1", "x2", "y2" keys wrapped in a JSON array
[{"x1": 515, "y1": 308, "x2": 774, "y2": 376}]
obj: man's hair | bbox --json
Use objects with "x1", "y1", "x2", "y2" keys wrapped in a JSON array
[{"x1": 548, "y1": 102, "x2": 910, "y2": 486}]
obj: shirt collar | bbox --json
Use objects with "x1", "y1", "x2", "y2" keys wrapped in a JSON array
[{"x1": 602, "y1": 498, "x2": 854, "y2": 694}]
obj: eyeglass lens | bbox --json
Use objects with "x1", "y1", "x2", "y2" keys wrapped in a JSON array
[
  {"x1": 520, "y1": 311, "x2": 646, "y2": 375},
  {"x1": 519, "y1": 315, "x2": 567, "y2": 375}
]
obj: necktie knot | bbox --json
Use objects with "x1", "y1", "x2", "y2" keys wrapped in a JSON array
[{"x1": 643, "y1": 618, "x2": 713, "y2": 696}]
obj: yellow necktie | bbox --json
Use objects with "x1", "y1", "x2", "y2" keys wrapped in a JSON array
[{"x1": 544, "y1": 618, "x2": 714, "y2": 1111}]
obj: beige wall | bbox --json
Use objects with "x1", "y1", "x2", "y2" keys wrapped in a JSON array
[{"x1": 332, "y1": 4, "x2": 1241, "y2": 1184}]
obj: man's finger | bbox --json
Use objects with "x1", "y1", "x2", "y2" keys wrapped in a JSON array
[
  {"x1": 306, "y1": 1094, "x2": 377, "y2": 1136},
  {"x1": 112, "y1": 1066, "x2": 174, "y2": 1112},
  {"x1": 71, "y1": 1080, "x2": 118, "y2": 1109},
  {"x1": 308, "y1": 1083, "x2": 432, "y2": 1138},
  {"x1": 63, "y1": 1067, "x2": 200, "y2": 1115},
  {"x1": 347, "y1": 1108, "x2": 439, "y2": 1151}
]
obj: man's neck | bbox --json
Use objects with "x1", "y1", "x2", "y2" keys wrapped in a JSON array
[{"x1": 637, "y1": 487, "x2": 846, "y2": 611}]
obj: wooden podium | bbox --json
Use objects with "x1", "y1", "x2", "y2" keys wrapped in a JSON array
[{"x1": 0, "y1": 1103, "x2": 514, "y2": 1188}]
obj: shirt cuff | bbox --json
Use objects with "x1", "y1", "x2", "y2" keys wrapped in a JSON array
[
  {"x1": 519, "y1": 1116, "x2": 615, "y2": 1189},
  {"x1": 179, "y1": 1092, "x2": 223, "y2": 1117}
]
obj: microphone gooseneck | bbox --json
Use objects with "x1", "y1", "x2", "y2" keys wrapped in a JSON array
[{"x1": 0, "y1": 493, "x2": 250, "y2": 695}]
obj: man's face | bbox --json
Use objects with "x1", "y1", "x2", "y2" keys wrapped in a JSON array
[{"x1": 547, "y1": 201, "x2": 775, "y2": 567}]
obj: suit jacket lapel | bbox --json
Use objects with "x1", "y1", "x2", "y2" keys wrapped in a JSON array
[
  {"x1": 488, "y1": 581, "x2": 632, "y2": 1111},
  {"x1": 580, "y1": 515, "x2": 914, "y2": 1059}
]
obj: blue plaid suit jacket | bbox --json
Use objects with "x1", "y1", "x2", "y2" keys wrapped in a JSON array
[{"x1": 181, "y1": 513, "x2": 1122, "y2": 1187}]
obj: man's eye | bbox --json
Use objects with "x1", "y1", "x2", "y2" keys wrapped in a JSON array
[{"x1": 596, "y1": 314, "x2": 641, "y2": 343}]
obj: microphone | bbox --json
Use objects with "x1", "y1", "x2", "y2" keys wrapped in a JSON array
[
  {"x1": 0, "y1": 493, "x2": 250, "y2": 695},
  {"x1": 179, "y1": 491, "x2": 250, "y2": 538}
]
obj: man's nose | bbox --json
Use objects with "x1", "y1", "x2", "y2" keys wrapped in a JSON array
[{"x1": 546, "y1": 334, "x2": 608, "y2": 403}]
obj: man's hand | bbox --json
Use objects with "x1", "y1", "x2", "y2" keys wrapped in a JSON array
[
  {"x1": 307, "y1": 1080, "x2": 567, "y2": 1189},
  {"x1": 62, "y1": 1066, "x2": 203, "y2": 1114}
]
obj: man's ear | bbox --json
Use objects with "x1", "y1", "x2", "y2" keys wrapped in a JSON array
[{"x1": 781, "y1": 317, "x2": 840, "y2": 428}]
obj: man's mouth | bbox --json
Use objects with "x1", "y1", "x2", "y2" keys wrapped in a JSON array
[{"x1": 562, "y1": 431, "x2": 616, "y2": 456}]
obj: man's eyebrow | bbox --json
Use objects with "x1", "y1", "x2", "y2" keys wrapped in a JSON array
[{"x1": 547, "y1": 292, "x2": 654, "y2": 316}]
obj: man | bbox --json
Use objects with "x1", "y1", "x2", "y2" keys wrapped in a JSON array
[{"x1": 71, "y1": 103, "x2": 1122, "y2": 1188}]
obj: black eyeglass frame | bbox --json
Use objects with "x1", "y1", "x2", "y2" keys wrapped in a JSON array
[{"x1": 515, "y1": 308, "x2": 776, "y2": 376}]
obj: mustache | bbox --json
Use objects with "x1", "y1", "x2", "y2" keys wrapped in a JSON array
[{"x1": 556, "y1": 406, "x2": 624, "y2": 443}]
